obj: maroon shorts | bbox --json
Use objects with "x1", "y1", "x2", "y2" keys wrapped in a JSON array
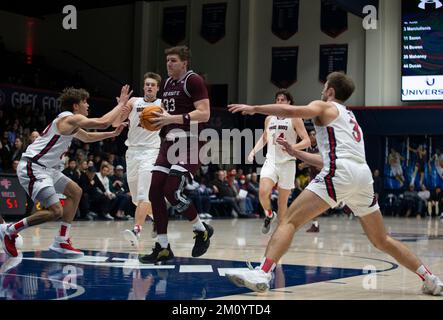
[{"x1": 153, "y1": 137, "x2": 206, "y2": 175}]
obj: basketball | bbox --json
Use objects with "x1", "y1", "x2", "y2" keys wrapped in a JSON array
[{"x1": 139, "y1": 105, "x2": 163, "y2": 131}]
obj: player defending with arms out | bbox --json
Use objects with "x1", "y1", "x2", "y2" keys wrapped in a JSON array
[
  {"x1": 226, "y1": 72, "x2": 443, "y2": 296},
  {"x1": 248, "y1": 89, "x2": 309, "y2": 234},
  {"x1": 0, "y1": 86, "x2": 132, "y2": 257},
  {"x1": 116, "y1": 72, "x2": 162, "y2": 247},
  {"x1": 138, "y1": 46, "x2": 213, "y2": 263}
]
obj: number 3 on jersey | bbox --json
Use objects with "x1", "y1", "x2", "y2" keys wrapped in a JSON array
[
  {"x1": 349, "y1": 118, "x2": 361, "y2": 142},
  {"x1": 163, "y1": 98, "x2": 176, "y2": 112}
]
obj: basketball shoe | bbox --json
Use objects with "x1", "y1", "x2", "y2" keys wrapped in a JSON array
[
  {"x1": 261, "y1": 211, "x2": 276, "y2": 234},
  {"x1": 0, "y1": 224, "x2": 19, "y2": 257},
  {"x1": 49, "y1": 237, "x2": 84, "y2": 257},
  {"x1": 138, "y1": 242, "x2": 174, "y2": 264},
  {"x1": 422, "y1": 274, "x2": 443, "y2": 296},
  {"x1": 225, "y1": 268, "x2": 272, "y2": 293},
  {"x1": 192, "y1": 222, "x2": 214, "y2": 257},
  {"x1": 123, "y1": 229, "x2": 140, "y2": 247}
]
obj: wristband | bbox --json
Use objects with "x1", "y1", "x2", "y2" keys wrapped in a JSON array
[{"x1": 182, "y1": 113, "x2": 191, "y2": 125}]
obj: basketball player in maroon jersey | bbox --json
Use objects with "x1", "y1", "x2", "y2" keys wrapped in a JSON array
[{"x1": 138, "y1": 46, "x2": 213, "y2": 263}]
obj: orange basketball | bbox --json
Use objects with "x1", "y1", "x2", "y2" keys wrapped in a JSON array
[{"x1": 139, "y1": 105, "x2": 163, "y2": 131}]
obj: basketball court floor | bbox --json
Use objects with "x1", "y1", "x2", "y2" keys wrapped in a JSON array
[{"x1": 1, "y1": 216, "x2": 442, "y2": 300}]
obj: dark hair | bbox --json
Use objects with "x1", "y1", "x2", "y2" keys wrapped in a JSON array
[
  {"x1": 59, "y1": 87, "x2": 90, "y2": 112},
  {"x1": 326, "y1": 72, "x2": 355, "y2": 102},
  {"x1": 274, "y1": 89, "x2": 294, "y2": 105},
  {"x1": 143, "y1": 72, "x2": 162, "y2": 86},
  {"x1": 165, "y1": 46, "x2": 191, "y2": 64}
]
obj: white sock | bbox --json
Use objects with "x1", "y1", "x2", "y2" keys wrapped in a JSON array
[
  {"x1": 416, "y1": 265, "x2": 433, "y2": 281},
  {"x1": 59, "y1": 222, "x2": 71, "y2": 238},
  {"x1": 157, "y1": 234, "x2": 169, "y2": 248},
  {"x1": 313, "y1": 221, "x2": 319, "y2": 227},
  {"x1": 192, "y1": 218, "x2": 206, "y2": 232}
]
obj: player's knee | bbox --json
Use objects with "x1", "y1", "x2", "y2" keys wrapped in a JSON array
[
  {"x1": 166, "y1": 168, "x2": 191, "y2": 213},
  {"x1": 259, "y1": 188, "x2": 271, "y2": 200}
]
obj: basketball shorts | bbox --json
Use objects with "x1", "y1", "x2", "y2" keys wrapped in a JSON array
[
  {"x1": 126, "y1": 147, "x2": 160, "y2": 205},
  {"x1": 17, "y1": 159, "x2": 71, "y2": 208},
  {"x1": 260, "y1": 159, "x2": 296, "y2": 190},
  {"x1": 306, "y1": 159, "x2": 379, "y2": 217}
]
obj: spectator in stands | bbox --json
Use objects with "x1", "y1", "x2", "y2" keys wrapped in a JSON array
[
  {"x1": 29, "y1": 130, "x2": 40, "y2": 144},
  {"x1": 77, "y1": 166, "x2": 103, "y2": 220},
  {"x1": 239, "y1": 174, "x2": 259, "y2": 216},
  {"x1": 62, "y1": 159, "x2": 81, "y2": 184},
  {"x1": 211, "y1": 170, "x2": 247, "y2": 218},
  {"x1": 4, "y1": 160, "x2": 19, "y2": 174},
  {"x1": 428, "y1": 187, "x2": 443, "y2": 218},
  {"x1": 417, "y1": 184, "x2": 430, "y2": 217},
  {"x1": 110, "y1": 165, "x2": 131, "y2": 220},
  {"x1": 0, "y1": 133, "x2": 12, "y2": 170},
  {"x1": 373, "y1": 169, "x2": 383, "y2": 202},
  {"x1": 400, "y1": 185, "x2": 420, "y2": 218}
]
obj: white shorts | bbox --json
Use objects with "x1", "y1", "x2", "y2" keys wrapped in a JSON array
[
  {"x1": 260, "y1": 159, "x2": 296, "y2": 190},
  {"x1": 126, "y1": 147, "x2": 159, "y2": 205},
  {"x1": 17, "y1": 159, "x2": 71, "y2": 208},
  {"x1": 306, "y1": 159, "x2": 379, "y2": 217},
  {"x1": 391, "y1": 164, "x2": 403, "y2": 177}
]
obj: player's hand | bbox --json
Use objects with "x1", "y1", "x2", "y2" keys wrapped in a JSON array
[
  {"x1": 247, "y1": 151, "x2": 255, "y2": 163},
  {"x1": 228, "y1": 104, "x2": 256, "y2": 115},
  {"x1": 277, "y1": 137, "x2": 297, "y2": 157},
  {"x1": 118, "y1": 85, "x2": 133, "y2": 106},
  {"x1": 150, "y1": 110, "x2": 177, "y2": 128},
  {"x1": 112, "y1": 122, "x2": 128, "y2": 136}
]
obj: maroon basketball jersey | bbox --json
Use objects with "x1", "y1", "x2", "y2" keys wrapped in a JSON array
[{"x1": 160, "y1": 70, "x2": 209, "y2": 137}]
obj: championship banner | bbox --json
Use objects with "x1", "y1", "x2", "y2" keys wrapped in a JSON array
[
  {"x1": 201, "y1": 3, "x2": 227, "y2": 44},
  {"x1": 162, "y1": 6, "x2": 187, "y2": 46},
  {"x1": 319, "y1": 44, "x2": 348, "y2": 83},
  {"x1": 272, "y1": 0, "x2": 300, "y2": 40},
  {"x1": 271, "y1": 47, "x2": 299, "y2": 88},
  {"x1": 321, "y1": 0, "x2": 348, "y2": 38}
]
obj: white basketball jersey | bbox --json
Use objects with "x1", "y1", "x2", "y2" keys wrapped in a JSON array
[
  {"x1": 266, "y1": 116, "x2": 298, "y2": 163},
  {"x1": 22, "y1": 111, "x2": 75, "y2": 168},
  {"x1": 125, "y1": 98, "x2": 161, "y2": 148},
  {"x1": 314, "y1": 102, "x2": 366, "y2": 172}
]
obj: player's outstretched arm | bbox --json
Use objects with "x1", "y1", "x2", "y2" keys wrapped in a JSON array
[
  {"x1": 277, "y1": 137, "x2": 323, "y2": 170},
  {"x1": 228, "y1": 100, "x2": 327, "y2": 120},
  {"x1": 74, "y1": 123, "x2": 128, "y2": 143},
  {"x1": 112, "y1": 97, "x2": 135, "y2": 127},
  {"x1": 248, "y1": 117, "x2": 270, "y2": 162},
  {"x1": 74, "y1": 85, "x2": 132, "y2": 130}
]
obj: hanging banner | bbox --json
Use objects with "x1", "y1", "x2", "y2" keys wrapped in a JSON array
[
  {"x1": 319, "y1": 44, "x2": 348, "y2": 83},
  {"x1": 272, "y1": 0, "x2": 300, "y2": 40},
  {"x1": 333, "y1": 0, "x2": 379, "y2": 18},
  {"x1": 201, "y1": 3, "x2": 227, "y2": 44},
  {"x1": 162, "y1": 6, "x2": 187, "y2": 46},
  {"x1": 271, "y1": 47, "x2": 298, "y2": 88},
  {"x1": 321, "y1": 0, "x2": 348, "y2": 38}
]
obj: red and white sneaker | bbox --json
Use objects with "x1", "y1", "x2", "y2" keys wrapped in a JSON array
[
  {"x1": 0, "y1": 224, "x2": 19, "y2": 257},
  {"x1": 49, "y1": 237, "x2": 84, "y2": 257}
]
